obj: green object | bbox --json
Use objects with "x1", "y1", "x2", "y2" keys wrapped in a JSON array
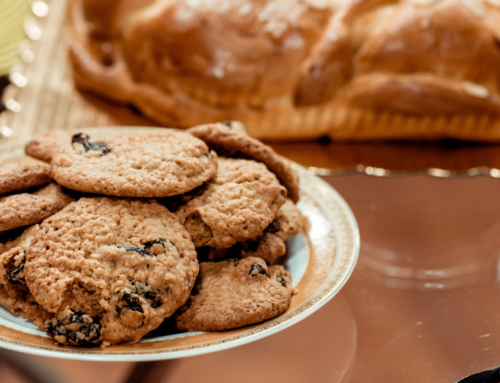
[{"x1": 0, "y1": 0, "x2": 32, "y2": 76}]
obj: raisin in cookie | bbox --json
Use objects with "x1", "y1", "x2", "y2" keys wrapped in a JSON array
[
  {"x1": 51, "y1": 131, "x2": 217, "y2": 198},
  {"x1": 175, "y1": 158, "x2": 287, "y2": 249},
  {"x1": 0, "y1": 162, "x2": 52, "y2": 196},
  {"x1": 0, "y1": 225, "x2": 52, "y2": 329},
  {"x1": 188, "y1": 122, "x2": 300, "y2": 203},
  {"x1": 0, "y1": 183, "x2": 74, "y2": 232},
  {"x1": 201, "y1": 199, "x2": 304, "y2": 263},
  {"x1": 176, "y1": 257, "x2": 292, "y2": 331},
  {"x1": 25, "y1": 130, "x2": 73, "y2": 163},
  {"x1": 46, "y1": 307, "x2": 102, "y2": 347},
  {"x1": 25, "y1": 197, "x2": 199, "y2": 346}
]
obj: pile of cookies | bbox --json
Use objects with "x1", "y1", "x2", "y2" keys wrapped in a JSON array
[{"x1": 0, "y1": 122, "x2": 303, "y2": 348}]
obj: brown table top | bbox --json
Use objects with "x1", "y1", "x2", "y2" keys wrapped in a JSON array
[{"x1": 0, "y1": 172, "x2": 485, "y2": 383}]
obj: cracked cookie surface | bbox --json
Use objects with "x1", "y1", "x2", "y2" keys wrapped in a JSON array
[
  {"x1": 174, "y1": 157, "x2": 287, "y2": 249},
  {"x1": 202, "y1": 199, "x2": 304, "y2": 263},
  {"x1": 188, "y1": 123, "x2": 300, "y2": 203},
  {"x1": 0, "y1": 225, "x2": 52, "y2": 329},
  {"x1": 0, "y1": 163, "x2": 52, "y2": 196},
  {"x1": 52, "y1": 131, "x2": 218, "y2": 198},
  {"x1": 0, "y1": 183, "x2": 74, "y2": 232},
  {"x1": 176, "y1": 257, "x2": 292, "y2": 331},
  {"x1": 25, "y1": 130, "x2": 73, "y2": 163},
  {"x1": 25, "y1": 197, "x2": 199, "y2": 346}
]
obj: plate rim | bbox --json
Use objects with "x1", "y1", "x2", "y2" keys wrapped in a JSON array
[{"x1": 0, "y1": 127, "x2": 360, "y2": 361}]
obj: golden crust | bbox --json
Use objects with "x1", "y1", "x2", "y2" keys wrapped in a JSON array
[
  {"x1": 69, "y1": 0, "x2": 500, "y2": 140},
  {"x1": 339, "y1": 74, "x2": 500, "y2": 115},
  {"x1": 122, "y1": 0, "x2": 330, "y2": 107}
]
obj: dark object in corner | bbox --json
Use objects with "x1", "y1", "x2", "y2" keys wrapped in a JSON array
[
  {"x1": 0, "y1": 76, "x2": 10, "y2": 113},
  {"x1": 457, "y1": 366, "x2": 500, "y2": 383}
]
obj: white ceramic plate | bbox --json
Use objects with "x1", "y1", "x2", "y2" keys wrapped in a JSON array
[{"x1": 0, "y1": 127, "x2": 359, "y2": 361}]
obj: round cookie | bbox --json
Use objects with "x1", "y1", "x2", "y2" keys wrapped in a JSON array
[
  {"x1": 187, "y1": 122, "x2": 300, "y2": 203},
  {"x1": 0, "y1": 225, "x2": 52, "y2": 329},
  {"x1": 0, "y1": 183, "x2": 74, "y2": 232},
  {"x1": 175, "y1": 257, "x2": 292, "y2": 331},
  {"x1": 25, "y1": 197, "x2": 199, "y2": 346},
  {"x1": 174, "y1": 157, "x2": 287, "y2": 249},
  {"x1": 267, "y1": 198, "x2": 304, "y2": 242},
  {"x1": 0, "y1": 162, "x2": 52, "y2": 196},
  {"x1": 51, "y1": 131, "x2": 218, "y2": 198},
  {"x1": 25, "y1": 130, "x2": 73, "y2": 163},
  {"x1": 202, "y1": 199, "x2": 304, "y2": 263}
]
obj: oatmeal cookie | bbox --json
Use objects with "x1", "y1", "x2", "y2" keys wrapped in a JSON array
[
  {"x1": 51, "y1": 131, "x2": 218, "y2": 198},
  {"x1": 0, "y1": 183, "x2": 74, "y2": 232},
  {"x1": 188, "y1": 122, "x2": 300, "y2": 203},
  {"x1": 0, "y1": 163, "x2": 52, "y2": 196},
  {"x1": 25, "y1": 130, "x2": 73, "y2": 163},
  {"x1": 25, "y1": 197, "x2": 199, "y2": 346},
  {"x1": 175, "y1": 158, "x2": 287, "y2": 249},
  {"x1": 0, "y1": 225, "x2": 52, "y2": 329},
  {"x1": 176, "y1": 257, "x2": 292, "y2": 331},
  {"x1": 202, "y1": 199, "x2": 304, "y2": 263}
]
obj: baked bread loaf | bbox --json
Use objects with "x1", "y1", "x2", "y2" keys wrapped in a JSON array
[{"x1": 69, "y1": 0, "x2": 500, "y2": 141}]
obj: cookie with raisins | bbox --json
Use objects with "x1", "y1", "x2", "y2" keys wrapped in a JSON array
[
  {"x1": 174, "y1": 157, "x2": 287, "y2": 249},
  {"x1": 0, "y1": 183, "x2": 74, "y2": 232},
  {"x1": 0, "y1": 225, "x2": 52, "y2": 330},
  {"x1": 175, "y1": 257, "x2": 292, "y2": 331},
  {"x1": 201, "y1": 199, "x2": 304, "y2": 263},
  {"x1": 25, "y1": 197, "x2": 199, "y2": 346},
  {"x1": 51, "y1": 131, "x2": 217, "y2": 198},
  {"x1": 188, "y1": 122, "x2": 300, "y2": 203},
  {"x1": 46, "y1": 308, "x2": 101, "y2": 347}
]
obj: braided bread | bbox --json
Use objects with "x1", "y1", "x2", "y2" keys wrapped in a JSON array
[{"x1": 69, "y1": 0, "x2": 500, "y2": 140}]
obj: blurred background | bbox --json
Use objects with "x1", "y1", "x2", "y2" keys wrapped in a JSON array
[{"x1": 2, "y1": 1, "x2": 500, "y2": 382}]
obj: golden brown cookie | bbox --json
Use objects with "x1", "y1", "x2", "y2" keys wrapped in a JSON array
[
  {"x1": 0, "y1": 183, "x2": 74, "y2": 232},
  {"x1": 0, "y1": 162, "x2": 52, "y2": 196},
  {"x1": 0, "y1": 225, "x2": 52, "y2": 329},
  {"x1": 51, "y1": 131, "x2": 218, "y2": 198},
  {"x1": 188, "y1": 123, "x2": 300, "y2": 203},
  {"x1": 25, "y1": 130, "x2": 73, "y2": 163},
  {"x1": 201, "y1": 199, "x2": 304, "y2": 263},
  {"x1": 174, "y1": 157, "x2": 287, "y2": 249},
  {"x1": 25, "y1": 197, "x2": 199, "y2": 346},
  {"x1": 176, "y1": 257, "x2": 292, "y2": 331}
]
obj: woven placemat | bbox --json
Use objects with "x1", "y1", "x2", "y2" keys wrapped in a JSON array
[
  {"x1": 0, "y1": 0, "x2": 153, "y2": 151},
  {"x1": 0, "y1": 0, "x2": 32, "y2": 76}
]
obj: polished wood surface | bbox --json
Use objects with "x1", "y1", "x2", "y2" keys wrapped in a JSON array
[{"x1": 0, "y1": 173, "x2": 497, "y2": 383}]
